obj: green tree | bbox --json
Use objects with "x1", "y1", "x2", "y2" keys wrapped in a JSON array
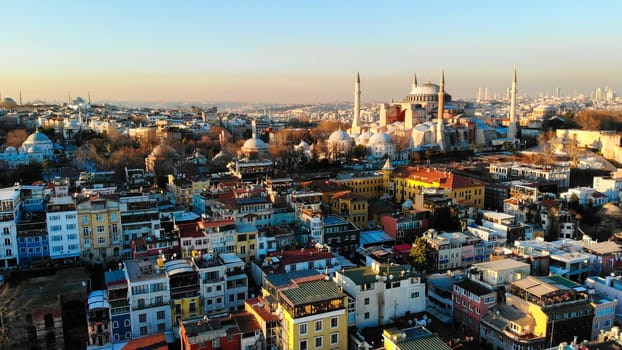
[
  {"x1": 544, "y1": 207, "x2": 560, "y2": 242},
  {"x1": 409, "y1": 237, "x2": 433, "y2": 278}
]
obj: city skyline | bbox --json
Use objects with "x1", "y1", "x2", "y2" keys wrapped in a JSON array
[{"x1": 2, "y1": 0, "x2": 621, "y2": 104}]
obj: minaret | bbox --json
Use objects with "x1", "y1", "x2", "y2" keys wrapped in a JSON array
[
  {"x1": 508, "y1": 68, "x2": 518, "y2": 138},
  {"x1": 410, "y1": 73, "x2": 418, "y2": 94},
  {"x1": 436, "y1": 70, "x2": 445, "y2": 151},
  {"x1": 352, "y1": 72, "x2": 361, "y2": 135},
  {"x1": 251, "y1": 118, "x2": 257, "y2": 139},
  {"x1": 19, "y1": 90, "x2": 22, "y2": 105},
  {"x1": 88, "y1": 91, "x2": 91, "y2": 104}
]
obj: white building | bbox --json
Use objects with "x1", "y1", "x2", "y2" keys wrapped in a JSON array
[
  {"x1": 220, "y1": 253, "x2": 248, "y2": 312},
  {"x1": 46, "y1": 184, "x2": 80, "y2": 262},
  {"x1": 0, "y1": 186, "x2": 20, "y2": 268},
  {"x1": 333, "y1": 260, "x2": 425, "y2": 328},
  {"x1": 560, "y1": 187, "x2": 608, "y2": 207},
  {"x1": 0, "y1": 131, "x2": 57, "y2": 169},
  {"x1": 489, "y1": 162, "x2": 570, "y2": 189},
  {"x1": 593, "y1": 170, "x2": 622, "y2": 202},
  {"x1": 124, "y1": 260, "x2": 173, "y2": 338},
  {"x1": 194, "y1": 253, "x2": 227, "y2": 314},
  {"x1": 469, "y1": 259, "x2": 531, "y2": 289}
]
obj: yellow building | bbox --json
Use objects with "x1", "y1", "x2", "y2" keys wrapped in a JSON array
[
  {"x1": 277, "y1": 280, "x2": 348, "y2": 350},
  {"x1": 390, "y1": 166, "x2": 485, "y2": 208},
  {"x1": 330, "y1": 191, "x2": 368, "y2": 229},
  {"x1": 76, "y1": 195, "x2": 123, "y2": 262},
  {"x1": 164, "y1": 259, "x2": 202, "y2": 322},
  {"x1": 236, "y1": 224, "x2": 258, "y2": 265},
  {"x1": 383, "y1": 326, "x2": 451, "y2": 350},
  {"x1": 166, "y1": 175, "x2": 210, "y2": 209},
  {"x1": 334, "y1": 172, "x2": 385, "y2": 200}
]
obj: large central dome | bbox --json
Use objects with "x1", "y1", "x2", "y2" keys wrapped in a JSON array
[{"x1": 411, "y1": 82, "x2": 440, "y2": 95}]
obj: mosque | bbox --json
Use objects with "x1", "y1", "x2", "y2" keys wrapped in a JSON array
[
  {"x1": 0, "y1": 130, "x2": 61, "y2": 169},
  {"x1": 339, "y1": 69, "x2": 520, "y2": 159}
]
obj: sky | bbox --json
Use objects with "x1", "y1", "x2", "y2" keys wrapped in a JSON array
[{"x1": 1, "y1": 0, "x2": 621, "y2": 104}]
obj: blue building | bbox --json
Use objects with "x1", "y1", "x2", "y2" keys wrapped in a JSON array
[
  {"x1": 16, "y1": 211, "x2": 49, "y2": 267},
  {"x1": 105, "y1": 270, "x2": 132, "y2": 343}
]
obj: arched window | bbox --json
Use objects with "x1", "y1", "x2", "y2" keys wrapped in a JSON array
[
  {"x1": 112, "y1": 321, "x2": 119, "y2": 329},
  {"x1": 124, "y1": 319, "x2": 130, "y2": 327}
]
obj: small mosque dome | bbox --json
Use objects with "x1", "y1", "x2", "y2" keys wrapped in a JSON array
[
  {"x1": 242, "y1": 137, "x2": 269, "y2": 151},
  {"x1": 328, "y1": 130, "x2": 351, "y2": 142},
  {"x1": 4, "y1": 146, "x2": 17, "y2": 154},
  {"x1": 0, "y1": 98, "x2": 18, "y2": 109},
  {"x1": 24, "y1": 132, "x2": 52, "y2": 144}
]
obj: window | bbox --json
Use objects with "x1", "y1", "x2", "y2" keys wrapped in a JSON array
[
  {"x1": 96, "y1": 214, "x2": 104, "y2": 221},
  {"x1": 66, "y1": 214, "x2": 76, "y2": 220},
  {"x1": 112, "y1": 224, "x2": 118, "y2": 233},
  {"x1": 157, "y1": 323, "x2": 165, "y2": 332},
  {"x1": 49, "y1": 215, "x2": 60, "y2": 221},
  {"x1": 300, "y1": 340, "x2": 308, "y2": 350},
  {"x1": 157, "y1": 311, "x2": 165, "y2": 320},
  {"x1": 84, "y1": 239, "x2": 90, "y2": 247},
  {"x1": 139, "y1": 313, "x2": 146, "y2": 322},
  {"x1": 124, "y1": 319, "x2": 130, "y2": 327},
  {"x1": 50, "y1": 225, "x2": 62, "y2": 232},
  {"x1": 175, "y1": 304, "x2": 182, "y2": 315},
  {"x1": 299, "y1": 323, "x2": 308, "y2": 335},
  {"x1": 97, "y1": 226, "x2": 105, "y2": 233},
  {"x1": 125, "y1": 332, "x2": 131, "y2": 340},
  {"x1": 82, "y1": 216, "x2": 89, "y2": 225},
  {"x1": 330, "y1": 333, "x2": 339, "y2": 345},
  {"x1": 112, "y1": 321, "x2": 119, "y2": 329},
  {"x1": 364, "y1": 312, "x2": 370, "y2": 319},
  {"x1": 314, "y1": 336, "x2": 322, "y2": 348},
  {"x1": 364, "y1": 297, "x2": 370, "y2": 305},
  {"x1": 189, "y1": 302, "x2": 196, "y2": 313},
  {"x1": 67, "y1": 234, "x2": 77, "y2": 240},
  {"x1": 411, "y1": 292, "x2": 420, "y2": 298},
  {"x1": 139, "y1": 326, "x2": 148, "y2": 336},
  {"x1": 98, "y1": 237, "x2": 105, "y2": 244},
  {"x1": 83, "y1": 227, "x2": 90, "y2": 236},
  {"x1": 604, "y1": 319, "x2": 612, "y2": 328},
  {"x1": 111, "y1": 213, "x2": 117, "y2": 222},
  {"x1": 315, "y1": 320, "x2": 322, "y2": 332}
]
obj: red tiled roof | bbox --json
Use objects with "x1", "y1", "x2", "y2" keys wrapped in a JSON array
[
  {"x1": 393, "y1": 166, "x2": 485, "y2": 189},
  {"x1": 331, "y1": 191, "x2": 363, "y2": 201},
  {"x1": 122, "y1": 334, "x2": 168, "y2": 350},
  {"x1": 177, "y1": 222, "x2": 204, "y2": 238},
  {"x1": 269, "y1": 248, "x2": 334, "y2": 266},
  {"x1": 199, "y1": 219, "x2": 236, "y2": 229}
]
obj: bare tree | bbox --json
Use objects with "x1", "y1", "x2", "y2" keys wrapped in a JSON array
[
  {"x1": 0, "y1": 285, "x2": 27, "y2": 346},
  {"x1": 5, "y1": 129, "x2": 28, "y2": 148}
]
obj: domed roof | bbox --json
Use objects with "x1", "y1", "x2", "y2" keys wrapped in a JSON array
[
  {"x1": 535, "y1": 104, "x2": 555, "y2": 111},
  {"x1": 328, "y1": 130, "x2": 351, "y2": 142},
  {"x1": 0, "y1": 97, "x2": 17, "y2": 108},
  {"x1": 242, "y1": 137, "x2": 269, "y2": 151},
  {"x1": 24, "y1": 132, "x2": 52, "y2": 144},
  {"x1": 411, "y1": 82, "x2": 440, "y2": 95},
  {"x1": 4, "y1": 146, "x2": 16, "y2": 154},
  {"x1": 358, "y1": 131, "x2": 374, "y2": 142},
  {"x1": 368, "y1": 132, "x2": 393, "y2": 145},
  {"x1": 151, "y1": 143, "x2": 177, "y2": 157}
]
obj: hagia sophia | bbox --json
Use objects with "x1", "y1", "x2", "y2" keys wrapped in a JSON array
[{"x1": 326, "y1": 70, "x2": 520, "y2": 161}]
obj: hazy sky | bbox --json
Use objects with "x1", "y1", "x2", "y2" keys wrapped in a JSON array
[{"x1": 1, "y1": 0, "x2": 621, "y2": 104}]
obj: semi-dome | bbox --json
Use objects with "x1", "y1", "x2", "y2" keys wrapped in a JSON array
[
  {"x1": 328, "y1": 130, "x2": 351, "y2": 142},
  {"x1": 368, "y1": 132, "x2": 393, "y2": 145}
]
